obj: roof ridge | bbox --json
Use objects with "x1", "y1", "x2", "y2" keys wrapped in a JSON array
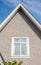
[{"x1": 0, "y1": 3, "x2": 41, "y2": 31}]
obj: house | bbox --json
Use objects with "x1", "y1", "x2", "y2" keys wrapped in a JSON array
[{"x1": 0, "y1": 4, "x2": 41, "y2": 65}]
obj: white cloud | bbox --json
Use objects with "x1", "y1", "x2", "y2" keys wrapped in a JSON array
[
  {"x1": 23, "y1": 0, "x2": 41, "y2": 15},
  {"x1": 29, "y1": 1, "x2": 41, "y2": 15},
  {"x1": 3, "y1": 0, "x2": 19, "y2": 3},
  {"x1": 1, "y1": 0, "x2": 20, "y2": 6}
]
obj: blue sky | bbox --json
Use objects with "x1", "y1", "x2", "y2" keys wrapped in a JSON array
[{"x1": 0, "y1": 0, "x2": 41, "y2": 24}]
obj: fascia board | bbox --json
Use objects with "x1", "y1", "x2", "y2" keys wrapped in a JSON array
[
  {"x1": 0, "y1": 4, "x2": 41, "y2": 31},
  {"x1": 0, "y1": 4, "x2": 21, "y2": 31},
  {"x1": 20, "y1": 4, "x2": 41, "y2": 31}
]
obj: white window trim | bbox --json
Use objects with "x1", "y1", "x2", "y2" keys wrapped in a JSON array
[{"x1": 11, "y1": 37, "x2": 30, "y2": 58}]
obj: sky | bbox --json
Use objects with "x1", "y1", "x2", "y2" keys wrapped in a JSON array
[{"x1": 0, "y1": 0, "x2": 41, "y2": 24}]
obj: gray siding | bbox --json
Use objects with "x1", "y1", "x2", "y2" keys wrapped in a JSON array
[{"x1": 0, "y1": 12, "x2": 41, "y2": 65}]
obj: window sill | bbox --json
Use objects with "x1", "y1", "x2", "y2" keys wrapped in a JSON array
[{"x1": 10, "y1": 56, "x2": 30, "y2": 58}]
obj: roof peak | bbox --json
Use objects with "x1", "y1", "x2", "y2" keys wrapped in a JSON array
[{"x1": 0, "y1": 3, "x2": 41, "y2": 31}]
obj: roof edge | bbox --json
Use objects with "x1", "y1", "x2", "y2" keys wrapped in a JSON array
[
  {"x1": 20, "y1": 4, "x2": 41, "y2": 31},
  {"x1": 0, "y1": 4, "x2": 21, "y2": 31},
  {"x1": 0, "y1": 3, "x2": 41, "y2": 31}
]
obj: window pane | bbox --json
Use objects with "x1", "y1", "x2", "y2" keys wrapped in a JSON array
[
  {"x1": 21, "y1": 38, "x2": 27, "y2": 43},
  {"x1": 14, "y1": 38, "x2": 20, "y2": 42},
  {"x1": 21, "y1": 44, "x2": 27, "y2": 55},
  {"x1": 14, "y1": 43, "x2": 20, "y2": 55}
]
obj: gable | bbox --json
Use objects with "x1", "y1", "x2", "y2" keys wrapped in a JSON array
[
  {"x1": 0, "y1": 12, "x2": 31, "y2": 34},
  {"x1": 0, "y1": 10, "x2": 41, "y2": 61},
  {"x1": 0, "y1": 10, "x2": 41, "y2": 39},
  {"x1": 0, "y1": 4, "x2": 41, "y2": 32},
  {"x1": 0, "y1": 0, "x2": 41, "y2": 25}
]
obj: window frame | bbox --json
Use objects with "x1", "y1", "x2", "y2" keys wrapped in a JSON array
[{"x1": 11, "y1": 37, "x2": 30, "y2": 58}]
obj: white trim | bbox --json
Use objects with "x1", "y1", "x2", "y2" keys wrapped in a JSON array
[
  {"x1": 11, "y1": 37, "x2": 14, "y2": 56},
  {"x1": 12, "y1": 37, "x2": 29, "y2": 38},
  {"x1": 20, "y1": 39, "x2": 21, "y2": 55},
  {"x1": 27, "y1": 37, "x2": 30, "y2": 57},
  {"x1": 11, "y1": 55, "x2": 30, "y2": 58},
  {"x1": 0, "y1": 4, "x2": 21, "y2": 31},
  {"x1": 21, "y1": 4, "x2": 41, "y2": 30},
  {"x1": 11, "y1": 56, "x2": 30, "y2": 58},
  {"x1": 0, "y1": 3, "x2": 41, "y2": 31},
  {"x1": 11, "y1": 37, "x2": 30, "y2": 58}
]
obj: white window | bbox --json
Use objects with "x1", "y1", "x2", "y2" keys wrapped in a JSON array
[{"x1": 11, "y1": 37, "x2": 30, "y2": 58}]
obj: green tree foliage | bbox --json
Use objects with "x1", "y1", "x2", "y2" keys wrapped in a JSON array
[{"x1": 2, "y1": 61, "x2": 23, "y2": 65}]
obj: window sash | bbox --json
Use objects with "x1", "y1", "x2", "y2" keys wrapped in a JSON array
[
  {"x1": 11, "y1": 37, "x2": 30, "y2": 58},
  {"x1": 14, "y1": 43, "x2": 20, "y2": 55}
]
